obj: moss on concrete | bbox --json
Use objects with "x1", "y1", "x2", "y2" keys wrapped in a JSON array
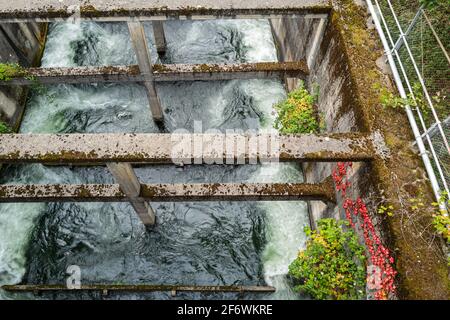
[
  {"x1": 80, "y1": 5, "x2": 102, "y2": 17},
  {"x1": 1, "y1": 4, "x2": 332, "y2": 20},
  {"x1": 330, "y1": 0, "x2": 449, "y2": 299},
  {"x1": 0, "y1": 63, "x2": 30, "y2": 81}
]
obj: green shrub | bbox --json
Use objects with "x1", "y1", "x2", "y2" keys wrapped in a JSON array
[
  {"x1": 431, "y1": 191, "x2": 450, "y2": 243},
  {"x1": 379, "y1": 82, "x2": 428, "y2": 114},
  {"x1": 0, "y1": 63, "x2": 28, "y2": 81},
  {"x1": 0, "y1": 121, "x2": 11, "y2": 133},
  {"x1": 377, "y1": 82, "x2": 447, "y2": 125},
  {"x1": 288, "y1": 218, "x2": 367, "y2": 300},
  {"x1": 419, "y1": 0, "x2": 447, "y2": 8},
  {"x1": 273, "y1": 82, "x2": 321, "y2": 134}
]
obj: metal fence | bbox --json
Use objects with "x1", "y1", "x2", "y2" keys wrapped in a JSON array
[{"x1": 367, "y1": 0, "x2": 449, "y2": 204}]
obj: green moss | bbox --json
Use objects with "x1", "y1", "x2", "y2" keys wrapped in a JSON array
[
  {"x1": 110, "y1": 8, "x2": 131, "y2": 16},
  {"x1": 152, "y1": 64, "x2": 172, "y2": 73},
  {"x1": 80, "y1": 5, "x2": 102, "y2": 17},
  {"x1": 44, "y1": 6, "x2": 71, "y2": 19},
  {"x1": 384, "y1": 133, "x2": 403, "y2": 149},
  {"x1": 192, "y1": 63, "x2": 222, "y2": 73}
]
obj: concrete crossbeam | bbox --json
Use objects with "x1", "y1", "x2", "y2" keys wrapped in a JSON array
[
  {"x1": 0, "y1": 62, "x2": 309, "y2": 85},
  {"x1": 107, "y1": 162, "x2": 156, "y2": 226},
  {"x1": 128, "y1": 21, "x2": 163, "y2": 122},
  {"x1": 2, "y1": 284, "x2": 276, "y2": 293},
  {"x1": 152, "y1": 21, "x2": 167, "y2": 55},
  {"x1": 0, "y1": 179, "x2": 337, "y2": 203},
  {"x1": 0, "y1": 1, "x2": 330, "y2": 23},
  {"x1": 0, "y1": 133, "x2": 375, "y2": 164}
]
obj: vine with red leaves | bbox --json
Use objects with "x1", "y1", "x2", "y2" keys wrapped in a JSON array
[{"x1": 332, "y1": 162, "x2": 397, "y2": 300}]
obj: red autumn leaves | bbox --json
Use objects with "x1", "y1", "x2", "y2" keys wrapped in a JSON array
[{"x1": 332, "y1": 162, "x2": 397, "y2": 300}]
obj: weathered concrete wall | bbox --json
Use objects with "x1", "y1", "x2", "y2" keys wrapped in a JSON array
[
  {"x1": 0, "y1": 23, "x2": 47, "y2": 130},
  {"x1": 271, "y1": 0, "x2": 449, "y2": 300},
  {"x1": 272, "y1": 11, "x2": 395, "y2": 301},
  {"x1": 271, "y1": 15, "x2": 366, "y2": 229},
  {"x1": 270, "y1": 17, "x2": 319, "y2": 92}
]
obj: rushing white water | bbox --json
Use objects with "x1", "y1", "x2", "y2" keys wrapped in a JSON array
[
  {"x1": 0, "y1": 20, "x2": 309, "y2": 300},
  {"x1": 0, "y1": 165, "x2": 84, "y2": 300},
  {"x1": 251, "y1": 163, "x2": 309, "y2": 300}
]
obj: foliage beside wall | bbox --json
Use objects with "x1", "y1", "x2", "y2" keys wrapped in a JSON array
[
  {"x1": 333, "y1": 162, "x2": 397, "y2": 299},
  {"x1": 0, "y1": 121, "x2": 11, "y2": 133},
  {"x1": 288, "y1": 218, "x2": 367, "y2": 300},
  {"x1": 432, "y1": 191, "x2": 450, "y2": 244},
  {"x1": 419, "y1": 0, "x2": 448, "y2": 8},
  {"x1": 0, "y1": 63, "x2": 27, "y2": 81},
  {"x1": 273, "y1": 82, "x2": 321, "y2": 134},
  {"x1": 377, "y1": 82, "x2": 446, "y2": 124}
]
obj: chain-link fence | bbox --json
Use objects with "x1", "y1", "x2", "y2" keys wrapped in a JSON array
[{"x1": 369, "y1": 0, "x2": 449, "y2": 199}]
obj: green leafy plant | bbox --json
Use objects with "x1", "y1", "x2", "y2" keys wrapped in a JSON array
[
  {"x1": 0, "y1": 121, "x2": 11, "y2": 133},
  {"x1": 0, "y1": 63, "x2": 28, "y2": 81},
  {"x1": 419, "y1": 0, "x2": 448, "y2": 8},
  {"x1": 378, "y1": 82, "x2": 447, "y2": 124},
  {"x1": 273, "y1": 82, "x2": 321, "y2": 134},
  {"x1": 379, "y1": 82, "x2": 428, "y2": 114},
  {"x1": 431, "y1": 191, "x2": 450, "y2": 243},
  {"x1": 378, "y1": 204, "x2": 394, "y2": 217},
  {"x1": 288, "y1": 218, "x2": 367, "y2": 300},
  {"x1": 409, "y1": 196, "x2": 426, "y2": 211}
]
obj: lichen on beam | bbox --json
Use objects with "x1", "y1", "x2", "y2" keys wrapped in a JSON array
[
  {"x1": 0, "y1": 133, "x2": 375, "y2": 164},
  {"x1": 0, "y1": 62, "x2": 309, "y2": 85},
  {"x1": 0, "y1": 1, "x2": 331, "y2": 22},
  {"x1": 0, "y1": 178, "x2": 337, "y2": 203}
]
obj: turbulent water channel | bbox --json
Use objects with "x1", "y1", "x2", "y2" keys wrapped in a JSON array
[{"x1": 0, "y1": 20, "x2": 309, "y2": 300}]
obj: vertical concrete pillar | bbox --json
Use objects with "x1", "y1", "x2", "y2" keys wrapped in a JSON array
[
  {"x1": 152, "y1": 21, "x2": 166, "y2": 55},
  {"x1": 107, "y1": 163, "x2": 156, "y2": 227},
  {"x1": 307, "y1": 18, "x2": 327, "y2": 71},
  {"x1": 127, "y1": 21, "x2": 164, "y2": 122}
]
